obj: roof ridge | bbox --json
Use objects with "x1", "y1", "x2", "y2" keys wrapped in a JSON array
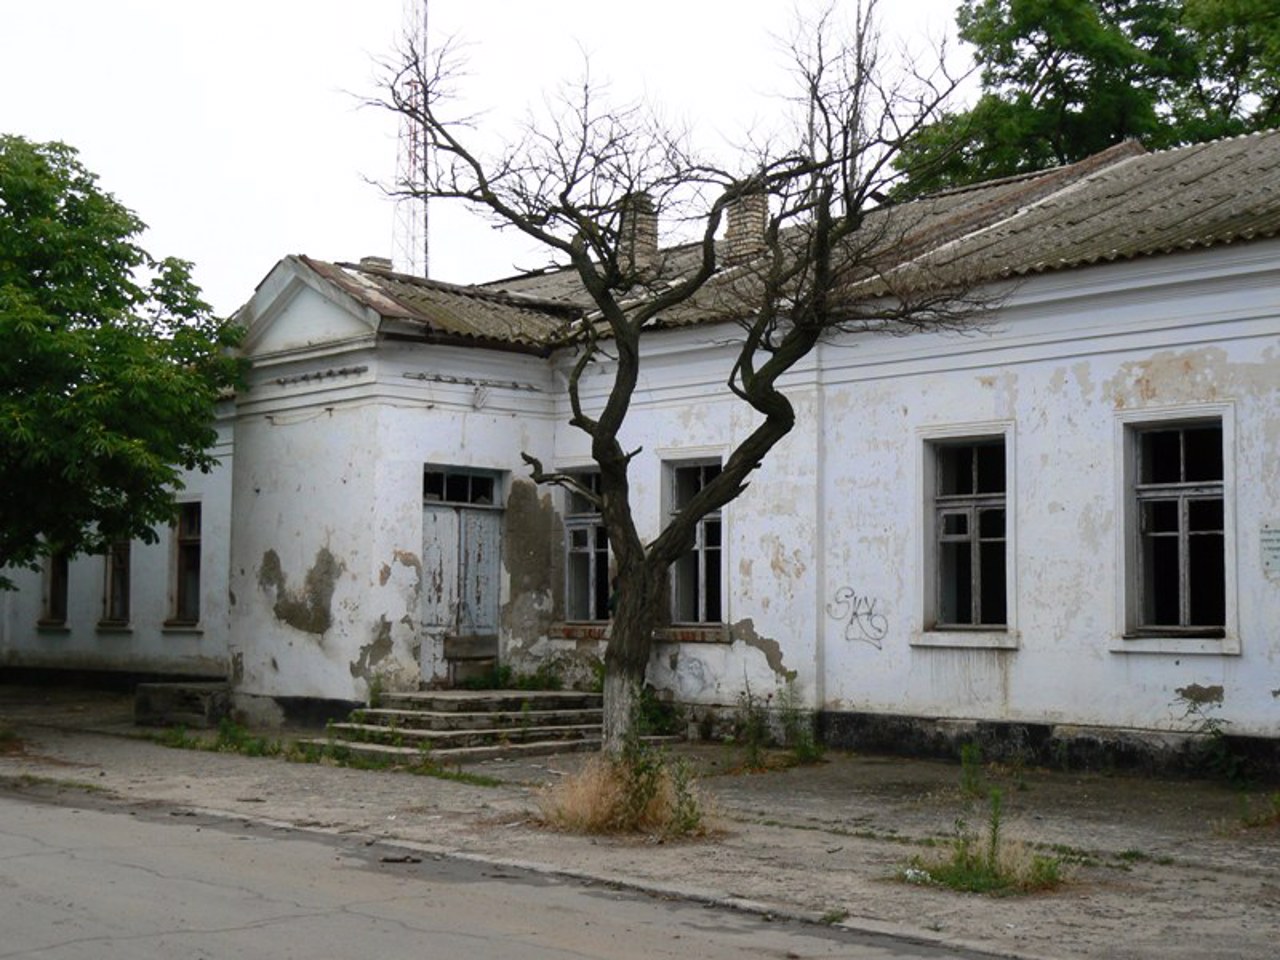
[
  {"x1": 333, "y1": 260, "x2": 581, "y2": 316},
  {"x1": 1139, "y1": 124, "x2": 1280, "y2": 161},
  {"x1": 920, "y1": 139, "x2": 1148, "y2": 202}
]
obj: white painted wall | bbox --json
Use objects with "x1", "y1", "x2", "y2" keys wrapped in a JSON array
[{"x1": 0, "y1": 412, "x2": 234, "y2": 677}]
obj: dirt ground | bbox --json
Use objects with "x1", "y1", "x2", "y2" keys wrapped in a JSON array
[{"x1": 2, "y1": 685, "x2": 1278, "y2": 959}]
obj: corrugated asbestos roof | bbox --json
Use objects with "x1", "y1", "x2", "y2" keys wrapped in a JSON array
[
  {"x1": 301, "y1": 130, "x2": 1280, "y2": 344},
  {"x1": 920, "y1": 129, "x2": 1280, "y2": 280},
  {"x1": 299, "y1": 255, "x2": 577, "y2": 349}
]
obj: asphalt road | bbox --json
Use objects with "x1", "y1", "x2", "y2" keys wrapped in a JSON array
[{"x1": 0, "y1": 790, "x2": 997, "y2": 960}]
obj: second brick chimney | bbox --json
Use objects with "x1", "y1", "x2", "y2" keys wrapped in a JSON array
[{"x1": 724, "y1": 192, "x2": 768, "y2": 265}]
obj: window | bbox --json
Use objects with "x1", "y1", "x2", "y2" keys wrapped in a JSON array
[
  {"x1": 172, "y1": 503, "x2": 201, "y2": 624},
  {"x1": 102, "y1": 540, "x2": 131, "y2": 624},
  {"x1": 670, "y1": 462, "x2": 723, "y2": 623},
  {"x1": 423, "y1": 467, "x2": 498, "y2": 506},
  {"x1": 932, "y1": 440, "x2": 1006, "y2": 628},
  {"x1": 564, "y1": 472, "x2": 610, "y2": 621},
  {"x1": 41, "y1": 552, "x2": 69, "y2": 625},
  {"x1": 1130, "y1": 420, "x2": 1224, "y2": 636}
]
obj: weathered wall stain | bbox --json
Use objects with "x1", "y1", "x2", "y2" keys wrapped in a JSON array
[
  {"x1": 350, "y1": 616, "x2": 393, "y2": 679},
  {"x1": 1176, "y1": 683, "x2": 1225, "y2": 705},
  {"x1": 731, "y1": 618, "x2": 796, "y2": 681},
  {"x1": 258, "y1": 547, "x2": 344, "y2": 635},
  {"x1": 501, "y1": 478, "x2": 559, "y2": 637},
  {"x1": 393, "y1": 549, "x2": 423, "y2": 595},
  {"x1": 1104, "y1": 347, "x2": 1226, "y2": 409}
]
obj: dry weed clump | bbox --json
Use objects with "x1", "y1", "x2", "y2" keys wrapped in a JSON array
[{"x1": 539, "y1": 745, "x2": 709, "y2": 838}]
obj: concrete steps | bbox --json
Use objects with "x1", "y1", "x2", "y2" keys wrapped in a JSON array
[{"x1": 307, "y1": 689, "x2": 606, "y2": 764}]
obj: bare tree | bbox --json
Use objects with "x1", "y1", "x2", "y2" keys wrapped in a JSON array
[{"x1": 371, "y1": 1, "x2": 980, "y2": 752}]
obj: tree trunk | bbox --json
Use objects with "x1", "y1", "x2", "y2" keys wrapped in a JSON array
[
  {"x1": 600, "y1": 564, "x2": 665, "y2": 754},
  {"x1": 600, "y1": 669, "x2": 638, "y2": 755}
]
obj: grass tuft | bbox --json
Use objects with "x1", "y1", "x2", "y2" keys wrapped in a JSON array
[
  {"x1": 539, "y1": 741, "x2": 708, "y2": 838},
  {"x1": 903, "y1": 789, "x2": 1067, "y2": 895}
]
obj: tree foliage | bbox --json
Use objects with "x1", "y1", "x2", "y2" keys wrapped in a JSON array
[
  {"x1": 373, "y1": 1, "x2": 984, "y2": 750},
  {"x1": 0, "y1": 135, "x2": 241, "y2": 583},
  {"x1": 895, "y1": 0, "x2": 1280, "y2": 196}
]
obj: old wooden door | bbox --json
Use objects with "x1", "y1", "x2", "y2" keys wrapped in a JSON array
[{"x1": 420, "y1": 503, "x2": 501, "y2": 681}]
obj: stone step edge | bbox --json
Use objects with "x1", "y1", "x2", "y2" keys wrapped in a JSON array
[
  {"x1": 328, "y1": 722, "x2": 601, "y2": 743},
  {"x1": 296, "y1": 736, "x2": 602, "y2": 764},
  {"x1": 351, "y1": 707, "x2": 603, "y2": 725},
  {"x1": 377, "y1": 691, "x2": 603, "y2": 712}
]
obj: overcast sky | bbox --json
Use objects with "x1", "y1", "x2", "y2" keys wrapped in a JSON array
[{"x1": 1, "y1": 1, "x2": 968, "y2": 317}]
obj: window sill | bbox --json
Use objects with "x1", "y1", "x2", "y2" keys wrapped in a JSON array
[
  {"x1": 162, "y1": 622, "x2": 203, "y2": 636},
  {"x1": 551, "y1": 623, "x2": 732, "y2": 644},
  {"x1": 36, "y1": 621, "x2": 70, "y2": 634},
  {"x1": 553, "y1": 622, "x2": 609, "y2": 641},
  {"x1": 96, "y1": 622, "x2": 133, "y2": 634},
  {"x1": 911, "y1": 630, "x2": 1018, "y2": 650},
  {"x1": 1111, "y1": 635, "x2": 1240, "y2": 656},
  {"x1": 656, "y1": 624, "x2": 730, "y2": 644}
]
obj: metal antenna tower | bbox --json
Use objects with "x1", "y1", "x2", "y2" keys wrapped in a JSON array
[{"x1": 392, "y1": 0, "x2": 429, "y2": 277}]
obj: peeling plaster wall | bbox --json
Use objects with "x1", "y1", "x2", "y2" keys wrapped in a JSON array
[
  {"x1": 541, "y1": 245, "x2": 1280, "y2": 733},
  {"x1": 371, "y1": 341, "x2": 558, "y2": 691},
  {"x1": 816, "y1": 245, "x2": 1280, "y2": 737},
  {"x1": 228, "y1": 392, "x2": 383, "y2": 702},
  {"x1": 501, "y1": 477, "x2": 561, "y2": 671},
  {"x1": 0, "y1": 413, "x2": 234, "y2": 678}
]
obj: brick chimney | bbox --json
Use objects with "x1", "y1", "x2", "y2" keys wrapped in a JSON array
[
  {"x1": 619, "y1": 192, "x2": 658, "y2": 275},
  {"x1": 724, "y1": 192, "x2": 768, "y2": 264}
]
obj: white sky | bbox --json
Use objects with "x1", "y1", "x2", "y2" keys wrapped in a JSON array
[{"x1": 1, "y1": 1, "x2": 968, "y2": 317}]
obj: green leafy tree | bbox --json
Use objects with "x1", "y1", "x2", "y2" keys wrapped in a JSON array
[
  {"x1": 1173, "y1": 0, "x2": 1280, "y2": 140},
  {"x1": 896, "y1": 0, "x2": 1280, "y2": 196},
  {"x1": 0, "y1": 135, "x2": 241, "y2": 585}
]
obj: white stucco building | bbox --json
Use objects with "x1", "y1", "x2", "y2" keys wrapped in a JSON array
[{"x1": 3, "y1": 132, "x2": 1278, "y2": 755}]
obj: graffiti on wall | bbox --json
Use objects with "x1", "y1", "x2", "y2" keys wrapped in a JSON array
[{"x1": 826, "y1": 587, "x2": 888, "y2": 648}]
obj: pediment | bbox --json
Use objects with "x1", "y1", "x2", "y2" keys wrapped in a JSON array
[{"x1": 237, "y1": 257, "x2": 380, "y2": 359}]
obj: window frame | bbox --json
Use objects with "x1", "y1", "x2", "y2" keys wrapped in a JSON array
[
  {"x1": 1115, "y1": 405, "x2": 1238, "y2": 655},
  {"x1": 169, "y1": 502, "x2": 202, "y2": 626},
  {"x1": 914, "y1": 422, "x2": 1018, "y2": 650},
  {"x1": 39, "y1": 551, "x2": 70, "y2": 627},
  {"x1": 101, "y1": 539, "x2": 131, "y2": 626},
  {"x1": 666, "y1": 459, "x2": 725, "y2": 625},
  {"x1": 563, "y1": 471, "x2": 611, "y2": 622},
  {"x1": 423, "y1": 466, "x2": 503, "y2": 509}
]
